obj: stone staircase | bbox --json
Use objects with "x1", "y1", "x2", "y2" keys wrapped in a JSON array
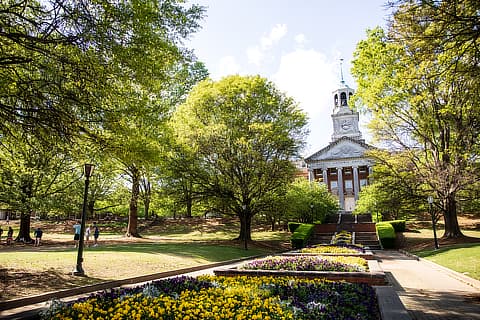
[{"x1": 310, "y1": 213, "x2": 382, "y2": 250}]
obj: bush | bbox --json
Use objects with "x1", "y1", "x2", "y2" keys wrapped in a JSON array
[
  {"x1": 288, "y1": 222, "x2": 302, "y2": 233},
  {"x1": 291, "y1": 223, "x2": 314, "y2": 249},
  {"x1": 376, "y1": 222, "x2": 396, "y2": 249},
  {"x1": 386, "y1": 220, "x2": 406, "y2": 232}
]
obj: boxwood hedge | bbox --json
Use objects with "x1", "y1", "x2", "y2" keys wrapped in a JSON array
[
  {"x1": 291, "y1": 223, "x2": 315, "y2": 249},
  {"x1": 376, "y1": 222, "x2": 396, "y2": 249}
]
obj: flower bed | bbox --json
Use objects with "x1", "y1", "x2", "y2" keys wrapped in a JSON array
[
  {"x1": 41, "y1": 275, "x2": 380, "y2": 320},
  {"x1": 300, "y1": 244, "x2": 364, "y2": 254},
  {"x1": 215, "y1": 255, "x2": 386, "y2": 285},
  {"x1": 290, "y1": 244, "x2": 375, "y2": 260},
  {"x1": 241, "y1": 255, "x2": 368, "y2": 272},
  {"x1": 332, "y1": 230, "x2": 353, "y2": 245}
]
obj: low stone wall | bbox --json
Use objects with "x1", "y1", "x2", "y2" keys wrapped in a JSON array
[
  {"x1": 214, "y1": 260, "x2": 387, "y2": 286},
  {"x1": 283, "y1": 250, "x2": 375, "y2": 260}
]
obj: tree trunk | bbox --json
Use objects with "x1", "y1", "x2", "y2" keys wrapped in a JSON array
[
  {"x1": 237, "y1": 211, "x2": 252, "y2": 241},
  {"x1": 16, "y1": 212, "x2": 33, "y2": 243},
  {"x1": 186, "y1": 196, "x2": 192, "y2": 218},
  {"x1": 442, "y1": 193, "x2": 463, "y2": 238},
  {"x1": 87, "y1": 200, "x2": 95, "y2": 220},
  {"x1": 127, "y1": 166, "x2": 141, "y2": 237}
]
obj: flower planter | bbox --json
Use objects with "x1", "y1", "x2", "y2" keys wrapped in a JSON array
[
  {"x1": 214, "y1": 259, "x2": 387, "y2": 285},
  {"x1": 283, "y1": 250, "x2": 376, "y2": 260}
]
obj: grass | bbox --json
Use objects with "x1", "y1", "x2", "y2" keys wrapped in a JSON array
[
  {"x1": 413, "y1": 243, "x2": 480, "y2": 281},
  {"x1": 0, "y1": 242, "x2": 277, "y2": 301},
  {"x1": 0, "y1": 218, "x2": 290, "y2": 301}
]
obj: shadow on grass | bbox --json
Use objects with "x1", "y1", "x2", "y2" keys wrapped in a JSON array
[
  {"x1": 415, "y1": 241, "x2": 480, "y2": 258},
  {"x1": 89, "y1": 242, "x2": 269, "y2": 262},
  {"x1": 0, "y1": 268, "x2": 104, "y2": 301},
  {"x1": 29, "y1": 241, "x2": 271, "y2": 259}
]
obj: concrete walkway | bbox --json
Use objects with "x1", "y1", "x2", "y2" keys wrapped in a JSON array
[{"x1": 376, "y1": 250, "x2": 480, "y2": 320}]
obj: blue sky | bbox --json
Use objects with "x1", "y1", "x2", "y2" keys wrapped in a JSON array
[{"x1": 186, "y1": 0, "x2": 391, "y2": 156}]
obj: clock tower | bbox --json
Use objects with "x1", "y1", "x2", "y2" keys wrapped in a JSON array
[
  {"x1": 331, "y1": 68, "x2": 363, "y2": 143},
  {"x1": 305, "y1": 60, "x2": 374, "y2": 212}
]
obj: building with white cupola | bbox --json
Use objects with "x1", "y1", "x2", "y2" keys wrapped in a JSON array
[{"x1": 304, "y1": 69, "x2": 374, "y2": 212}]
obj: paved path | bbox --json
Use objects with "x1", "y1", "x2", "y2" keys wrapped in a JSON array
[{"x1": 376, "y1": 250, "x2": 480, "y2": 320}]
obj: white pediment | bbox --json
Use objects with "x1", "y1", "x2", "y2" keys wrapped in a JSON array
[{"x1": 307, "y1": 139, "x2": 370, "y2": 161}]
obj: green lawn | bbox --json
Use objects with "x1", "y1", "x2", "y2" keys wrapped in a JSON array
[
  {"x1": 414, "y1": 243, "x2": 480, "y2": 280},
  {"x1": 0, "y1": 242, "x2": 271, "y2": 279},
  {"x1": 0, "y1": 242, "x2": 275, "y2": 301}
]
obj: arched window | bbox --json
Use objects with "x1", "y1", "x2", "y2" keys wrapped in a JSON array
[
  {"x1": 340, "y1": 92, "x2": 347, "y2": 106},
  {"x1": 334, "y1": 94, "x2": 338, "y2": 106}
]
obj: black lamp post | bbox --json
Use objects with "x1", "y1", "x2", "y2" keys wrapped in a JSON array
[
  {"x1": 73, "y1": 164, "x2": 94, "y2": 276},
  {"x1": 310, "y1": 204, "x2": 314, "y2": 222},
  {"x1": 427, "y1": 195, "x2": 439, "y2": 250}
]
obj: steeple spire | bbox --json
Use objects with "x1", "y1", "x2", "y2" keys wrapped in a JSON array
[{"x1": 339, "y1": 58, "x2": 345, "y2": 85}]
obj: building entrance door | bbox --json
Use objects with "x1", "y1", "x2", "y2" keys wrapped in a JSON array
[{"x1": 344, "y1": 196, "x2": 356, "y2": 212}]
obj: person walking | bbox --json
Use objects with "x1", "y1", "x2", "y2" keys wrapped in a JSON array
[
  {"x1": 93, "y1": 222, "x2": 99, "y2": 247},
  {"x1": 6, "y1": 226, "x2": 13, "y2": 245},
  {"x1": 73, "y1": 221, "x2": 81, "y2": 248},
  {"x1": 85, "y1": 225, "x2": 91, "y2": 247},
  {"x1": 0, "y1": 225, "x2": 3, "y2": 243},
  {"x1": 34, "y1": 227, "x2": 43, "y2": 247}
]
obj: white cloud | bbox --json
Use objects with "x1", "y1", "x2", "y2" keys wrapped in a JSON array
[
  {"x1": 247, "y1": 24, "x2": 287, "y2": 66},
  {"x1": 272, "y1": 49, "x2": 339, "y2": 155},
  {"x1": 294, "y1": 33, "x2": 307, "y2": 46},
  {"x1": 213, "y1": 56, "x2": 241, "y2": 79},
  {"x1": 261, "y1": 24, "x2": 287, "y2": 48}
]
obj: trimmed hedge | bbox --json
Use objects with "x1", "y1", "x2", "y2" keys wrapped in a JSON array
[
  {"x1": 376, "y1": 222, "x2": 396, "y2": 249},
  {"x1": 387, "y1": 220, "x2": 406, "y2": 232},
  {"x1": 288, "y1": 222, "x2": 302, "y2": 233},
  {"x1": 291, "y1": 223, "x2": 315, "y2": 249}
]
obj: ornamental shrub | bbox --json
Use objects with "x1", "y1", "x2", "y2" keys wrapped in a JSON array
[
  {"x1": 387, "y1": 220, "x2": 406, "y2": 232},
  {"x1": 376, "y1": 222, "x2": 396, "y2": 249},
  {"x1": 291, "y1": 223, "x2": 314, "y2": 249},
  {"x1": 288, "y1": 222, "x2": 302, "y2": 233}
]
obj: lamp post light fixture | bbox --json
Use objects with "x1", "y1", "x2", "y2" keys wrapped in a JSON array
[
  {"x1": 427, "y1": 195, "x2": 439, "y2": 250},
  {"x1": 73, "y1": 164, "x2": 95, "y2": 276}
]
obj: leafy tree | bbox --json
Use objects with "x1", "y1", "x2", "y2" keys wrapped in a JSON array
[
  {"x1": 0, "y1": 0, "x2": 205, "y2": 142},
  {"x1": 352, "y1": 0, "x2": 480, "y2": 238},
  {"x1": 0, "y1": 132, "x2": 79, "y2": 241},
  {"x1": 284, "y1": 179, "x2": 338, "y2": 223},
  {"x1": 171, "y1": 75, "x2": 308, "y2": 241},
  {"x1": 353, "y1": 150, "x2": 426, "y2": 220}
]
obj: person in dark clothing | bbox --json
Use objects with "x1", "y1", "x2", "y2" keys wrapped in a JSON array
[
  {"x1": 34, "y1": 228, "x2": 43, "y2": 246},
  {"x1": 6, "y1": 226, "x2": 13, "y2": 245},
  {"x1": 93, "y1": 222, "x2": 100, "y2": 246}
]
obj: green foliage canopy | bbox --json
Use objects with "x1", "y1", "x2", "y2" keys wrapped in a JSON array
[
  {"x1": 171, "y1": 75, "x2": 308, "y2": 240},
  {"x1": 352, "y1": 0, "x2": 480, "y2": 237}
]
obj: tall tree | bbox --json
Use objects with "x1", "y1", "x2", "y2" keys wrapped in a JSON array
[
  {"x1": 0, "y1": 132, "x2": 79, "y2": 241},
  {"x1": 352, "y1": 0, "x2": 480, "y2": 238},
  {"x1": 171, "y1": 75, "x2": 308, "y2": 241},
  {"x1": 0, "y1": 0, "x2": 205, "y2": 142}
]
